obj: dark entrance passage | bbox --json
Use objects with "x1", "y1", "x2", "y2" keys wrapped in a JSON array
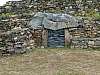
[{"x1": 47, "y1": 29, "x2": 65, "y2": 48}]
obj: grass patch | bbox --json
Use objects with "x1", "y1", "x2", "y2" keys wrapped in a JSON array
[{"x1": 0, "y1": 48, "x2": 100, "y2": 75}]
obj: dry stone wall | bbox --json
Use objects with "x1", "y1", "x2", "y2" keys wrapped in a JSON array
[{"x1": 0, "y1": 0, "x2": 100, "y2": 55}]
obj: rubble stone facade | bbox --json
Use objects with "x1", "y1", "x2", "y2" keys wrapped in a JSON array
[{"x1": 0, "y1": 0, "x2": 100, "y2": 55}]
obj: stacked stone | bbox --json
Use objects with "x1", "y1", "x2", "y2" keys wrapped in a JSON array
[{"x1": 70, "y1": 19, "x2": 100, "y2": 48}]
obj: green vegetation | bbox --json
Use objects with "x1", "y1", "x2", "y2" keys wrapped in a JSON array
[
  {"x1": 94, "y1": 12, "x2": 100, "y2": 20},
  {"x1": 0, "y1": 13, "x2": 15, "y2": 18}
]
